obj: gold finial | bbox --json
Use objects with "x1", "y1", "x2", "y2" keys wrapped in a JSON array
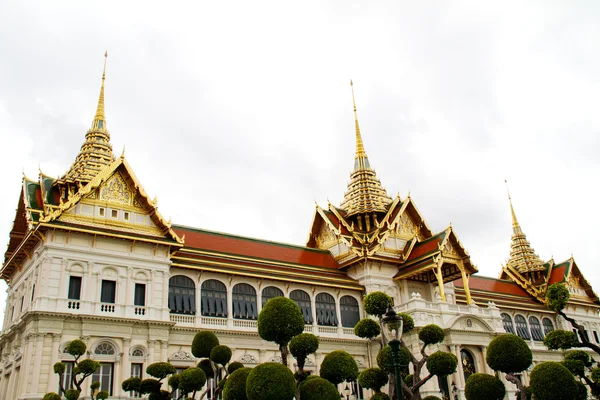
[
  {"x1": 350, "y1": 80, "x2": 367, "y2": 161},
  {"x1": 505, "y1": 179, "x2": 519, "y2": 228},
  {"x1": 94, "y1": 51, "x2": 108, "y2": 123}
]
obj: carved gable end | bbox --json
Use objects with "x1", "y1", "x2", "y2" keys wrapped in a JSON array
[{"x1": 99, "y1": 172, "x2": 132, "y2": 206}]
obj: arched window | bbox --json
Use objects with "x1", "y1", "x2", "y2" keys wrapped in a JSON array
[
  {"x1": 529, "y1": 317, "x2": 544, "y2": 341},
  {"x1": 340, "y1": 296, "x2": 360, "y2": 328},
  {"x1": 542, "y1": 318, "x2": 554, "y2": 335},
  {"x1": 501, "y1": 313, "x2": 515, "y2": 334},
  {"x1": 290, "y1": 290, "x2": 313, "y2": 324},
  {"x1": 168, "y1": 276, "x2": 196, "y2": 315},
  {"x1": 131, "y1": 347, "x2": 145, "y2": 357},
  {"x1": 201, "y1": 280, "x2": 228, "y2": 317},
  {"x1": 262, "y1": 286, "x2": 284, "y2": 307},
  {"x1": 95, "y1": 342, "x2": 116, "y2": 355},
  {"x1": 460, "y1": 350, "x2": 476, "y2": 381},
  {"x1": 316, "y1": 293, "x2": 338, "y2": 326},
  {"x1": 514, "y1": 315, "x2": 531, "y2": 339},
  {"x1": 232, "y1": 283, "x2": 257, "y2": 320}
]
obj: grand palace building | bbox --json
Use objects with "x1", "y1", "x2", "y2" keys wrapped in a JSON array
[{"x1": 1, "y1": 57, "x2": 599, "y2": 400}]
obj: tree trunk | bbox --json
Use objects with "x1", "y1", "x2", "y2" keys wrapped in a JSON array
[
  {"x1": 280, "y1": 344, "x2": 289, "y2": 366},
  {"x1": 506, "y1": 373, "x2": 527, "y2": 400}
]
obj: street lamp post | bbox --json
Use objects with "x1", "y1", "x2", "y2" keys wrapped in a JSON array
[{"x1": 382, "y1": 305, "x2": 404, "y2": 400}]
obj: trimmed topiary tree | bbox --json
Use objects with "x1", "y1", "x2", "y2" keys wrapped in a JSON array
[
  {"x1": 300, "y1": 376, "x2": 340, "y2": 400},
  {"x1": 211, "y1": 345, "x2": 233, "y2": 366},
  {"x1": 422, "y1": 396, "x2": 441, "y2": 400},
  {"x1": 223, "y1": 367, "x2": 251, "y2": 400},
  {"x1": 486, "y1": 334, "x2": 532, "y2": 400},
  {"x1": 544, "y1": 283, "x2": 600, "y2": 394},
  {"x1": 320, "y1": 350, "x2": 359, "y2": 385},
  {"x1": 192, "y1": 331, "x2": 220, "y2": 359},
  {"x1": 65, "y1": 389, "x2": 81, "y2": 400},
  {"x1": 246, "y1": 362, "x2": 296, "y2": 400},
  {"x1": 358, "y1": 368, "x2": 388, "y2": 393},
  {"x1": 530, "y1": 361, "x2": 578, "y2": 400},
  {"x1": 178, "y1": 367, "x2": 207, "y2": 399},
  {"x1": 96, "y1": 391, "x2": 109, "y2": 400},
  {"x1": 425, "y1": 351, "x2": 458, "y2": 377},
  {"x1": 371, "y1": 393, "x2": 391, "y2": 400},
  {"x1": 122, "y1": 376, "x2": 142, "y2": 397},
  {"x1": 354, "y1": 318, "x2": 381, "y2": 340},
  {"x1": 147, "y1": 362, "x2": 177, "y2": 381},
  {"x1": 464, "y1": 373, "x2": 505, "y2": 400},
  {"x1": 289, "y1": 332, "x2": 320, "y2": 399},
  {"x1": 45, "y1": 340, "x2": 101, "y2": 399},
  {"x1": 227, "y1": 361, "x2": 244, "y2": 374},
  {"x1": 42, "y1": 393, "x2": 61, "y2": 400},
  {"x1": 257, "y1": 297, "x2": 305, "y2": 366}
]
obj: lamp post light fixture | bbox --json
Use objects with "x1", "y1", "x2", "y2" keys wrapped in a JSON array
[{"x1": 381, "y1": 304, "x2": 404, "y2": 400}]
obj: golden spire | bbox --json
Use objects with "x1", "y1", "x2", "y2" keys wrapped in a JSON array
[
  {"x1": 94, "y1": 51, "x2": 108, "y2": 123},
  {"x1": 350, "y1": 80, "x2": 370, "y2": 170},
  {"x1": 340, "y1": 81, "x2": 392, "y2": 218},
  {"x1": 504, "y1": 180, "x2": 545, "y2": 274},
  {"x1": 60, "y1": 52, "x2": 114, "y2": 184}
]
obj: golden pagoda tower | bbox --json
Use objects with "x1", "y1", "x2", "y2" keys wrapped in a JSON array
[
  {"x1": 60, "y1": 51, "x2": 114, "y2": 186},
  {"x1": 340, "y1": 81, "x2": 392, "y2": 231}
]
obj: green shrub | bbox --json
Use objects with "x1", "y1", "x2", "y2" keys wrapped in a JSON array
[
  {"x1": 210, "y1": 345, "x2": 232, "y2": 365},
  {"x1": 228, "y1": 361, "x2": 244, "y2": 374},
  {"x1": 575, "y1": 381, "x2": 588, "y2": 400},
  {"x1": 426, "y1": 351, "x2": 458, "y2": 376},
  {"x1": 65, "y1": 389, "x2": 81, "y2": 400},
  {"x1": 530, "y1": 361, "x2": 578, "y2": 400},
  {"x1": 370, "y1": 393, "x2": 391, "y2": 400},
  {"x1": 192, "y1": 331, "x2": 220, "y2": 358},
  {"x1": 122, "y1": 376, "x2": 142, "y2": 392},
  {"x1": 591, "y1": 367, "x2": 600, "y2": 383},
  {"x1": 419, "y1": 324, "x2": 445, "y2": 345},
  {"x1": 53, "y1": 362, "x2": 66, "y2": 375},
  {"x1": 320, "y1": 350, "x2": 359, "y2": 385},
  {"x1": 300, "y1": 374, "x2": 320, "y2": 387},
  {"x1": 66, "y1": 340, "x2": 87, "y2": 357},
  {"x1": 377, "y1": 345, "x2": 411, "y2": 374},
  {"x1": 197, "y1": 359, "x2": 215, "y2": 378},
  {"x1": 90, "y1": 381, "x2": 100, "y2": 390},
  {"x1": 544, "y1": 330, "x2": 577, "y2": 350},
  {"x1": 257, "y1": 297, "x2": 305, "y2": 347},
  {"x1": 246, "y1": 362, "x2": 296, "y2": 400},
  {"x1": 423, "y1": 396, "x2": 442, "y2": 400},
  {"x1": 42, "y1": 393, "x2": 61, "y2": 400},
  {"x1": 179, "y1": 368, "x2": 207, "y2": 394},
  {"x1": 464, "y1": 373, "x2": 505, "y2": 400},
  {"x1": 546, "y1": 283, "x2": 570, "y2": 312},
  {"x1": 140, "y1": 378, "x2": 162, "y2": 394},
  {"x1": 300, "y1": 376, "x2": 340, "y2": 400},
  {"x1": 364, "y1": 292, "x2": 393, "y2": 317},
  {"x1": 404, "y1": 373, "x2": 414, "y2": 386},
  {"x1": 290, "y1": 333, "x2": 319, "y2": 367},
  {"x1": 354, "y1": 318, "x2": 381, "y2": 339},
  {"x1": 148, "y1": 390, "x2": 171, "y2": 400},
  {"x1": 486, "y1": 334, "x2": 532, "y2": 373},
  {"x1": 399, "y1": 313, "x2": 415, "y2": 333},
  {"x1": 146, "y1": 362, "x2": 176, "y2": 380},
  {"x1": 565, "y1": 350, "x2": 592, "y2": 367},
  {"x1": 223, "y1": 367, "x2": 251, "y2": 400},
  {"x1": 76, "y1": 359, "x2": 100, "y2": 375},
  {"x1": 96, "y1": 391, "x2": 109, "y2": 400},
  {"x1": 168, "y1": 374, "x2": 181, "y2": 390},
  {"x1": 357, "y1": 368, "x2": 388, "y2": 392},
  {"x1": 561, "y1": 359, "x2": 585, "y2": 377}
]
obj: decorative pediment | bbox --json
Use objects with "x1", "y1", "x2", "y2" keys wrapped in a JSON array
[
  {"x1": 238, "y1": 353, "x2": 259, "y2": 364},
  {"x1": 99, "y1": 172, "x2": 132, "y2": 205},
  {"x1": 169, "y1": 350, "x2": 195, "y2": 362}
]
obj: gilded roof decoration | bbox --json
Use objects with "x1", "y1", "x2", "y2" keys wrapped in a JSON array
[
  {"x1": 61, "y1": 52, "x2": 114, "y2": 184},
  {"x1": 505, "y1": 191, "x2": 545, "y2": 274},
  {"x1": 340, "y1": 82, "x2": 392, "y2": 216}
]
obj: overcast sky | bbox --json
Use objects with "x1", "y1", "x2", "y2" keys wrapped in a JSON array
[{"x1": 1, "y1": 1, "x2": 600, "y2": 320}]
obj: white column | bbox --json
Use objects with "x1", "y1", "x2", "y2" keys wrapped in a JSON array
[
  {"x1": 30, "y1": 333, "x2": 45, "y2": 394},
  {"x1": 227, "y1": 284, "x2": 233, "y2": 328},
  {"x1": 311, "y1": 295, "x2": 317, "y2": 331},
  {"x1": 122, "y1": 339, "x2": 131, "y2": 384},
  {"x1": 114, "y1": 355, "x2": 122, "y2": 397},
  {"x1": 47, "y1": 334, "x2": 62, "y2": 394},
  {"x1": 58, "y1": 259, "x2": 68, "y2": 300},
  {"x1": 20, "y1": 334, "x2": 35, "y2": 395},
  {"x1": 161, "y1": 341, "x2": 168, "y2": 361},
  {"x1": 147, "y1": 340, "x2": 156, "y2": 365},
  {"x1": 125, "y1": 268, "x2": 133, "y2": 315},
  {"x1": 452, "y1": 345, "x2": 465, "y2": 389},
  {"x1": 335, "y1": 295, "x2": 343, "y2": 335}
]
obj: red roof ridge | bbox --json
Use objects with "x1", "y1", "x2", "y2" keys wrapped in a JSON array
[{"x1": 173, "y1": 224, "x2": 332, "y2": 254}]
